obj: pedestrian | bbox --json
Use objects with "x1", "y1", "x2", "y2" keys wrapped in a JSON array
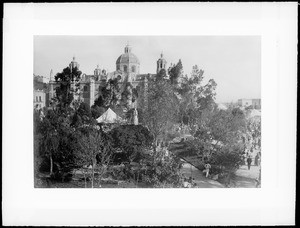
[
  {"x1": 247, "y1": 156, "x2": 252, "y2": 170},
  {"x1": 203, "y1": 163, "x2": 211, "y2": 178}
]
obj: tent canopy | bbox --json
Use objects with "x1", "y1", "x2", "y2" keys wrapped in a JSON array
[{"x1": 96, "y1": 108, "x2": 124, "y2": 124}]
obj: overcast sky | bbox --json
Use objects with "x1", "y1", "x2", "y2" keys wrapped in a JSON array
[{"x1": 34, "y1": 36, "x2": 260, "y2": 103}]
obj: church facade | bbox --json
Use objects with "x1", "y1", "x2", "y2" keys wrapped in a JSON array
[{"x1": 47, "y1": 44, "x2": 168, "y2": 111}]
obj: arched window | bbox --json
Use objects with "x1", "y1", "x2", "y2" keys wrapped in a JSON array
[
  {"x1": 131, "y1": 65, "x2": 136, "y2": 73},
  {"x1": 83, "y1": 85, "x2": 88, "y2": 92},
  {"x1": 123, "y1": 65, "x2": 127, "y2": 73}
]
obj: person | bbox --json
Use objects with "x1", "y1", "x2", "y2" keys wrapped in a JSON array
[
  {"x1": 247, "y1": 156, "x2": 252, "y2": 170},
  {"x1": 203, "y1": 163, "x2": 211, "y2": 178}
]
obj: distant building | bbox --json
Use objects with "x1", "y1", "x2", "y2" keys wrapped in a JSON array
[
  {"x1": 251, "y1": 99, "x2": 261, "y2": 109},
  {"x1": 33, "y1": 89, "x2": 46, "y2": 109},
  {"x1": 45, "y1": 44, "x2": 168, "y2": 112},
  {"x1": 238, "y1": 98, "x2": 261, "y2": 109},
  {"x1": 33, "y1": 74, "x2": 48, "y2": 109}
]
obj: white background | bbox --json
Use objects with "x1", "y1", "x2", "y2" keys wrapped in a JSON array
[{"x1": 3, "y1": 2, "x2": 297, "y2": 226}]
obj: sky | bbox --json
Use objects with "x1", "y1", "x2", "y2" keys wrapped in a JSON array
[{"x1": 34, "y1": 36, "x2": 261, "y2": 103}]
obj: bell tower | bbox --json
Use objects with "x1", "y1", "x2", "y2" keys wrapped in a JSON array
[{"x1": 156, "y1": 52, "x2": 167, "y2": 74}]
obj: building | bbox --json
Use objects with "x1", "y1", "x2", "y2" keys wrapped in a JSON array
[
  {"x1": 33, "y1": 74, "x2": 48, "y2": 109},
  {"x1": 46, "y1": 44, "x2": 168, "y2": 111},
  {"x1": 33, "y1": 89, "x2": 46, "y2": 109},
  {"x1": 238, "y1": 98, "x2": 261, "y2": 109}
]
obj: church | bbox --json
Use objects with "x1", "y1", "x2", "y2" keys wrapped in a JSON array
[{"x1": 46, "y1": 44, "x2": 168, "y2": 111}]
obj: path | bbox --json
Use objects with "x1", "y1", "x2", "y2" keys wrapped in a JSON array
[
  {"x1": 180, "y1": 162, "x2": 224, "y2": 188},
  {"x1": 233, "y1": 165, "x2": 260, "y2": 188}
]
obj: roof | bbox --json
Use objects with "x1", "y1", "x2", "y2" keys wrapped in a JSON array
[
  {"x1": 116, "y1": 52, "x2": 140, "y2": 64},
  {"x1": 96, "y1": 108, "x2": 124, "y2": 124}
]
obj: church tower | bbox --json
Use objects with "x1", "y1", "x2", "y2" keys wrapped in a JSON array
[
  {"x1": 156, "y1": 52, "x2": 167, "y2": 74},
  {"x1": 69, "y1": 56, "x2": 80, "y2": 71},
  {"x1": 94, "y1": 64, "x2": 101, "y2": 80}
]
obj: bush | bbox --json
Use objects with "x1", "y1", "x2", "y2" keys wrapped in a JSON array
[
  {"x1": 210, "y1": 144, "x2": 245, "y2": 175},
  {"x1": 136, "y1": 152, "x2": 184, "y2": 187}
]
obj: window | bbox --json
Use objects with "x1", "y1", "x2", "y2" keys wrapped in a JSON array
[
  {"x1": 39, "y1": 96, "x2": 42, "y2": 102},
  {"x1": 84, "y1": 85, "x2": 88, "y2": 92},
  {"x1": 131, "y1": 65, "x2": 136, "y2": 73},
  {"x1": 36, "y1": 96, "x2": 38, "y2": 102},
  {"x1": 117, "y1": 65, "x2": 120, "y2": 71},
  {"x1": 123, "y1": 65, "x2": 127, "y2": 73}
]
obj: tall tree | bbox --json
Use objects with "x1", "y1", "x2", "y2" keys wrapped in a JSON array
[
  {"x1": 168, "y1": 59, "x2": 183, "y2": 85},
  {"x1": 109, "y1": 124, "x2": 153, "y2": 164},
  {"x1": 94, "y1": 78, "x2": 121, "y2": 109},
  {"x1": 76, "y1": 129, "x2": 113, "y2": 188},
  {"x1": 141, "y1": 78, "x2": 179, "y2": 153},
  {"x1": 54, "y1": 66, "x2": 82, "y2": 109},
  {"x1": 176, "y1": 65, "x2": 217, "y2": 134}
]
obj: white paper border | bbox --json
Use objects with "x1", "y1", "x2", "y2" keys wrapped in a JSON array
[{"x1": 3, "y1": 2, "x2": 297, "y2": 226}]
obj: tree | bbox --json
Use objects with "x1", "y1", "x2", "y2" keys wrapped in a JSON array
[
  {"x1": 137, "y1": 150, "x2": 183, "y2": 188},
  {"x1": 192, "y1": 107, "x2": 248, "y2": 182},
  {"x1": 156, "y1": 69, "x2": 167, "y2": 81},
  {"x1": 141, "y1": 78, "x2": 179, "y2": 153},
  {"x1": 94, "y1": 78, "x2": 121, "y2": 109},
  {"x1": 176, "y1": 65, "x2": 217, "y2": 134},
  {"x1": 35, "y1": 64, "x2": 82, "y2": 183},
  {"x1": 168, "y1": 59, "x2": 183, "y2": 85},
  {"x1": 109, "y1": 125, "x2": 153, "y2": 164},
  {"x1": 54, "y1": 66, "x2": 82, "y2": 109},
  {"x1": 91, "y1": 105, "x2": 106, "y2": 119},
  {"x1": 71, "y1": 102, "x2": 96, "y2": 127},
  {"x1": 37, "y1": 108, "x2": 78, "y2": 180},
  {"x1": 76, "y1": 129, "x2": 113, "y2": 188}
]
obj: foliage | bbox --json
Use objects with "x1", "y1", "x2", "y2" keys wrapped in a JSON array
[
  {"x1": 210, "y1": 143, "x2": 245, "y2": 174},
  {"x1": 37, "y1": 108, "x2": 78, "y2": 179},
  {"x1": 91, "y1": 105, "x2": 106, "y2": 119},
  {"x1": 71, "y1": 102, "x2": 96, "y2": 127},
  {"x1": 176, "y1": 65, "x2": 217, "y2": 134},
  {"x1": 137, "y1": 150, "x2": 184, "y2": 187},
  {"x1": 141, "y1": 77, "x2": 179, "y2": 149},
  {"x1": 94, "y1": 78, "x2": 121, "y2": 108},
  {"x1": 109, "y1": 125, "x2": 153, "y2": 164},
  {"x1": 168, "y1": 59, "x2": 183, "y2": 85},
  {"x1": 156, "y1": 69, "x2": 168, "y2": 81},
  {"x1": 54, "y1": 66, "x2": 82, "y2": 108},
  {"x1": 191, "y1": 107, "x2": 248, "y2": 177},
  {"x1": 75, "y1": 129, "x2": 113, "y2": 187}
]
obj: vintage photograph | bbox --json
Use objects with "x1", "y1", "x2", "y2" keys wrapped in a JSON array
[{"x1": 33, "y1": 36, "x2": 261, "y2": 188}]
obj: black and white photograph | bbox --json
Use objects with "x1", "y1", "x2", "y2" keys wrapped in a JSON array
[
  {"x1": 33, "y1": 36, "x2": 261, "y2": 189},
  {"x1": 3, "y1": 2, "x2": 297, "y2": 226}
]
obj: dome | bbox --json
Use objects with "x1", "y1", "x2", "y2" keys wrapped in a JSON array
[
  {"x1": 116, "y1": 53, "x2": 140, "y2": 64},
  {"x1": 116, "y1": 45, "x2": 140, "y2": 64}
]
